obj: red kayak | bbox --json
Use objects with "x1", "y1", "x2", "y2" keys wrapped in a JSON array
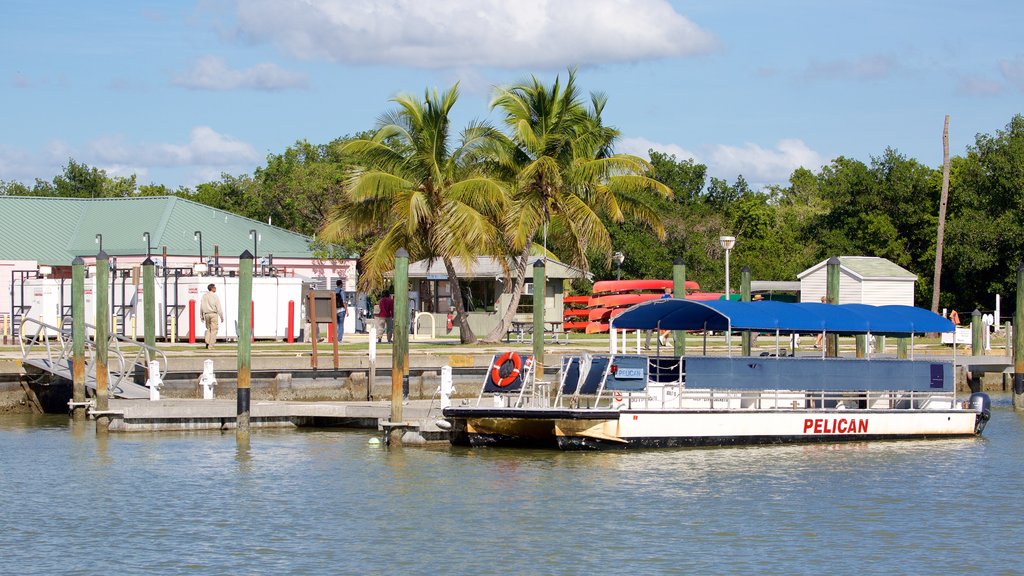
[
  {"x1": 590, "y1": 292, "x2": 663, "y2": 308},
  {"x1": 592, "y1": 279, "x2": 700, "y2": 294},
  {"x1": 587, "y1": 307, "x2": 612, "y2": 321}
]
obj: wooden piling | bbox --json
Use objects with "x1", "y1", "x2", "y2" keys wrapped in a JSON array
[
  {"x1": 826, "y1": 256, "x2": 840, "y2": 357},
  {"x1": 740, "y1": 266, "x2": 751, "y2": 356},
  {"x1": 71, "y1": 257, "x2": 86, "y2": 421},
  {"x1": 237, "y1": 250, "x2": 253, "y2": 442},
  {"x1": 95, "y1": 251, "x2": 110, "y2": 430},
  {"x1": 672, "y1": 258, "x2": 686, "y2": 357},
  {"x1": 969, "y1": 309, "x2": 983, "y2": 393},
  {"x1": 142, "y1": 257, "x2": 156, "y2": 359},
  {"x1": 1014, "y1": 263, "x2": 1024, "y2": 409},
  {"x1": 533, "y1": 259, "x2": 545, "y2": 379},
  {"x1": 391, "y1": 248, "x2": 409, "y2": 433}
]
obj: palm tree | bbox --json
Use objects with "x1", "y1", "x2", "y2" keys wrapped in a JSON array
[
  {"x1": 482, "y1": 70, "x2": 672, "y2": 342},
  {"x1": 321, "y1": 84, "x2": 507, "y2": 344}
]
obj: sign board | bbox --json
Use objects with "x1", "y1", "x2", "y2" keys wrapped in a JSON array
[
  {"x1": 940, "y1": 327, "x2": 971, "y2": 345},
  {"x1": 308, "y1": 290, "x2": 338, "y2": 323}
]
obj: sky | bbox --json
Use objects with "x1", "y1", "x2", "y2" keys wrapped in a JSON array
[{"x1": 2, "y1": 0, "x2": 1022, "y2": 191}]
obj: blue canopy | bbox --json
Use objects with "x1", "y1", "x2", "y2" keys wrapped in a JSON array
[{"x1": 611, "y1": 299, "x2": 953, "y2": 335}]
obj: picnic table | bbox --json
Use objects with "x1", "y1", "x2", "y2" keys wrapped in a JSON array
[{"x1": 506, "y1": 320, "x2": 568, "y2": 344}]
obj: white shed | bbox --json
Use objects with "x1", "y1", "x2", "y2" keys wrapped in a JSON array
[{"x1": 797, "y1": 256, "x2": 917, "y2": 306}]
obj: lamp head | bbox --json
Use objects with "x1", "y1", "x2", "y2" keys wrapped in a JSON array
[{"x1": 719, "y1": 235, "x2": 736, "y2": 250}]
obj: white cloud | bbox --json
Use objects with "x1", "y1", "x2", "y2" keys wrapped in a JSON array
[
  {"x1": 0, "y1": 128, "x2": 259, "y2": 187},
  {"x1": 90, "y1": 126, "x2": 259, "y2": 167},
  {"x1": 707, "y1": 139, "x2": 823, "y2": 184},
  {"x1": 619, "y1": 136, "x2": 823, "y2": 187},
  {"x1": 233, "y1": 0, "x2": 716, "y2": 69},
  {"x1": 803, "y1": 55, "x2": 895, "y2": 81},
  {"x1": 617, "y1": 136, "x2": 697, "y2": 162},
  {"x1": 0, "y1": 145, "x2": 42, "y2": 182},
  {"x1": 999, "y1": 55, "x2": 1024, "y2": 91},
  {"x1": 173, "y1": 55, "x2": 307, "y2": 90},
  {"x1": 956, "y1": 75, "x2": 1004, "y2": 96}
]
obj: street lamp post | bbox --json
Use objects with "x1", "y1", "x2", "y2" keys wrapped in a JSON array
[
  {"x1": 142, "y1": 232, "x2": 151, "y2": 259},
  {"x1": 249, "y1": 229, "x2": 259, "y2": 275},
  {"x1": 613, "y1": 251, "x2": 625, "y2": 281},
  {"x1": 719, "y1": 235, "x2": 736, "y2": 298},
  {"x1": 194, "y1": 231, "x2": 203, "y2": 263}
]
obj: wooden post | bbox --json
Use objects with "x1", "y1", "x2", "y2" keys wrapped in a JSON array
[
  {"x1": 95, "y1": 251, "x2": 110, "y2": 430},
  {"x1": 391, "y1": 248, "x2": 409, "y2": 431},
  {"x1": 672, "y1": 258, "x2": 686, "y2": 357},
  {"x1": 826, "y1": 256, "x2": 840, "y2": 357},
  {"x1": 308, "y1": 290, "x2": 318, "y2": 369},
  {"x1": 237, "y1": 250, "x2": 253, "y2": 443},
  {"x1": 897, "y1": 336, "x2": 909, "y2": 359},
  {"x1": 740, "y1": 266, "x2": 751, "y2": 356},
  {"x1": 1013, "y1": 263, "x2": 1024, "y2": 409},
  {"x1": 855, "y1": 335, "x2": 866, "y2": 359},
  {"x1": 969, "y1": 309, "x2": 983, "y2": 393},
  {"x1": 142, "y1": 257, "x2": 156, "y2": 359},
  {"x1": 533, "y1": 259, "x2": 545, "y2": 379},
  {"x1": 71, "y1": 257, "x2": 86, "y2": 422},
  {"x1": 331, "y1": 291, "x2": 339, "y2": 370}
]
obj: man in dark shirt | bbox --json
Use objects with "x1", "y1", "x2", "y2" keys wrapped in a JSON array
[{"x1": 378, "y1": 291, "x2": 394, "y2": 344}]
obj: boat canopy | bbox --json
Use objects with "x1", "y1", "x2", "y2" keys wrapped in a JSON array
[{"x1": 611, "y1": 299, "x2": 954, "y2": 335}]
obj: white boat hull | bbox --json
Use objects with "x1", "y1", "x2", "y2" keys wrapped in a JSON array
[{"x1": 444, "y1": 407, "x2": 986, "y2": 450}]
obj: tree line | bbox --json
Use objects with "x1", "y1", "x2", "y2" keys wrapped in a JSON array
[{"x1": 3, "y1": 74, "x2": 1023, "y2": 338}]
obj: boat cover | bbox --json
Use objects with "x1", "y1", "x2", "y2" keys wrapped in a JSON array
[{"x1": 611, "y1": 299, "x2": 954, "y2": 335}]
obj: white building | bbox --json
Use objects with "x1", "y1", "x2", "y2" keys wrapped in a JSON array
[{"x1": 797, "y1": 256, "x2": 917, "y2": 306}]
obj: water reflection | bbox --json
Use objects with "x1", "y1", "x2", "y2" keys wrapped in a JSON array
[{"x1": 0, "y1": 407, "x2": 1022, "y2": 574}]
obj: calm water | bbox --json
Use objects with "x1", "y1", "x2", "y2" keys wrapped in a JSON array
[{"x1": 2, "y1": 398, "x2": 1024, "y2": 575}]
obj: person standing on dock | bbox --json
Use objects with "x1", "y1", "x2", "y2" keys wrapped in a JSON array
[
  {"x1": 334, "y1": 279, "x2": 349, "y2": 343},
  {"x1": 645, "y1": 287, "x2": 674, "y2": 349},
  {"x1": 378, "y1": 290, "x2": 394, "y2": 344},
  {"x1": 200, "y1": 283, "x2": 224, "y2": 349}
]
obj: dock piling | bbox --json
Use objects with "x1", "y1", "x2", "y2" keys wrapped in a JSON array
[
  {"x1": 740, "y1": 266, "x2": 751, "y2": 356},
  {"x1": 71, "y1": 257, "x2": 86, "y2": 421},
  {"x1": 237, "y1": 250, "x2": 253, "y2": 442},
  {"x1": 142, "y1": 257, "x2": 155, "y2": 360},
  {"x1": 672, "y1": 258, "x2": 686, "y2": 357},
  {"x1": 1014, "y1": 263, "x2": 1024, "y2": 409},
  {"x1": 391, "y1": 249, "x2": 409, "y2": 440},
  {"x1": 533, "y1": 259, "x2": 545, "y2": 379},
  {"x1": 826, "y1": 257, "x2": 840, "y2": 357},
  {"x1": 95, "y1": 251, "x2": 110, "y2": 430}
]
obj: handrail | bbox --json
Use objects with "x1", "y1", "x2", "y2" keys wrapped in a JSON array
[{"x1": 20, "y1": 316, "x2": 166, "y2": 396}]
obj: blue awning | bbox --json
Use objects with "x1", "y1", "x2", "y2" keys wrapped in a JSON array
[{"x1": 611, "y1": 299, "x2": 953, "y2": 334}]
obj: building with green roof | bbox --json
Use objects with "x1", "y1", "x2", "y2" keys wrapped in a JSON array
[
  {"x1": 0, "y1": 196, "x2": 357, "y2": 319},
  {"x1": 0, "y1": 195, "x2": 315, "y2": 262}
]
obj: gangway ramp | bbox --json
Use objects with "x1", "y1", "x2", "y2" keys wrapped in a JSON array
[{"x1": 19, "y1": 318, "x2": 163, "y2": 401}]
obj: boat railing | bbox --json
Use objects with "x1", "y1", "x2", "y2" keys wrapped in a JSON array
[{"x1": 609, "y1": 386, "x2": 961, "y2": 411}]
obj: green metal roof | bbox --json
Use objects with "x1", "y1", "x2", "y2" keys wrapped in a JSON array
[
  {"x1": 797, "y1": 256, "x2": 916, "y2": 281},
  {"x1": 0, "y1": 196, "x2": 314, "y2": 264},
  {"x1": 838, "y1": 256, "x2": 916, "y2": 279}
]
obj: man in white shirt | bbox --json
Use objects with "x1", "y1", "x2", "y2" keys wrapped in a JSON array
[{"x1": 200, "y1": 283, "x2": 224, "y2": 349}]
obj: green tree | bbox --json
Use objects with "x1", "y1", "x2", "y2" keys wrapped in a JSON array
[
  {"x1": 943, "y1": 114, "x2": 1024, "y2": 309},
  {"x1": 482, "y1": 70, "x2": 671, "y2": 341},
  {"x1": 322, "y1": 84, "x2": 507, "y2": 343}
]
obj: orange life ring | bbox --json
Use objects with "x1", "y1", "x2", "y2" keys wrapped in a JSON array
[{"x1": 491, "y1": 351, "x2": 523, "y2": 387}]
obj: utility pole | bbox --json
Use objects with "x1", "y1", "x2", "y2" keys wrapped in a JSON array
[{"x1": 932, "y1": 115, "x2": 951, "y2": 313}]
